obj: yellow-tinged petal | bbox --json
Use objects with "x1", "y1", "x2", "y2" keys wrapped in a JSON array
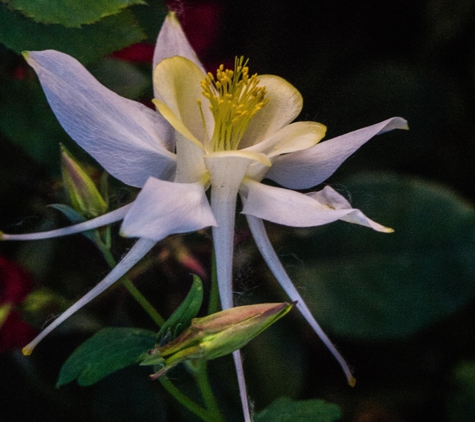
[
  {"x1": 153, "y1": 99, "x2": 204, "y2": 149},
  {"x1": 245, "y1": 121, "x2": 327, "y2": 157},
  {"x1": 205, "y1": 150, "x2": 272, "y2": 167},
  {"x1": 239, "y1": 74, "x2": 303, "y2": 148},
  {"x1": 153, "y1": 56, "x2": 214, "y2": 143}
]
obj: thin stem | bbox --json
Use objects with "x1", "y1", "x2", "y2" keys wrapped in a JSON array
[
  {"x1": 98, "y1": 243, "x2": 165, "y2": 328},
  {"x1": 193, "y1": 361, "x2": 225, "y2": 422},
  {"x1": 159, "y1": 377, "x2": 217, "y2": 422}
]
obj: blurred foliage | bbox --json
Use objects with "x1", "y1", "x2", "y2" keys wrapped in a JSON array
[
  {"x1": 448, "y1": 361, "x2": 475, "y2": 422},
  {"x1": 1, "y1": 0, "x2": 475, "y2": 421},
  {"x1": 2, "y1": 0, "x2": 145, "y2": 27},
  {"x1": 0, "y1": 4, "x2": 146, "y2": 63},
  {"x1": 255, "y1": 397, "x2": 342, "y2": 422}
]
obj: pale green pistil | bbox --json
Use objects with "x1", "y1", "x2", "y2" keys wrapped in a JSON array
[{"x1": 199, "y1": 57, "x2": 269, "y2": 152}]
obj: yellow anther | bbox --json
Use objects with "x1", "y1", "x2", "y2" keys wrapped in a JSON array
[{"x1": 200, "y1": 56, "x2": 268, "y2": 152}]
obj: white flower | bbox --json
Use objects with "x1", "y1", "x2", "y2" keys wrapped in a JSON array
[{"x1": 1, "y1": 12, "x2": 407, "y2": 420}]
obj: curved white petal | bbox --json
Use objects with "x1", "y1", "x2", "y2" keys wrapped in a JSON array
[
  {"x1": 120, "y1": 177, "x2": 216, "y2": 241},
  {"x1": 22, "y1": 238, "x2": 156, "y2": 355},
  {"x1": 245, "y1": 121, "x2": 326, "y2": 157},
  {"x1": 1, "y1": 204, "x2": 131, "y2": 241},
  {"x1": 238, "y1": 75, "x2": 303, "y2": 148},
  {"x1": 153, "y1": 12, "x2": 205, "y2": 84},
  {"x1": 25, "y1": 50, "x2": 176, "y2": 188},
  {"x1": 308, "y1": 186, "x2": 393, "y2": 232},
  {"x1": 241, "y1": 181, "x2": 360, "y2": 227},
  {"x1": 266, "y1": 117, "x2": 408, "y2": 189},
  {"x1": 245, "y1": 214, "x2": 355, "y2": 386},
  {"x1": 153, "y1": 56, "x2": 213, "y2": 143},
  {"x1": 233, "y1": 350, "x2": 252, "y2": 422}
]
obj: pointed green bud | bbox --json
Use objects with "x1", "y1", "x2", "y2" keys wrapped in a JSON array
[
  {"x1": 60, "y1": 145, "x2": 107, "y2": 218},
  {"x1": 141, "y1": 302, "x2": 294, "y2": 378}
]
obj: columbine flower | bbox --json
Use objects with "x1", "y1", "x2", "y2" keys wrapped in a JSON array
[{"x1": 0, "y1": 12, "x2": 407, "y2": 420}]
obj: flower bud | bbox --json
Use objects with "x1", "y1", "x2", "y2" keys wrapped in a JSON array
[
  {"x1": 141, "y1": 302, "x2": 293, "y2": 378},
  {"x1": 60, "y1": 145, "x2": 107, "y2": 218}
]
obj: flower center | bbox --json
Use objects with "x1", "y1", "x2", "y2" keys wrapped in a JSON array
[{"x1": 199, "y1": 57, "x2": 269, "y2": 152}]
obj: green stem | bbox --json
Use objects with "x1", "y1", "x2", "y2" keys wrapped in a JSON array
[
  {"x1": 208, "y1": 247, "x2": 220, "y2": 315},
  {"x1": 99, "y1": 243, "x2": 165, "y2": 327},
  {"x1": 193, "y1": 361, "x2": 225, "y2": 422},
  {"x1": 160, "y1": 377, "x2": 216, "y2": 422}
]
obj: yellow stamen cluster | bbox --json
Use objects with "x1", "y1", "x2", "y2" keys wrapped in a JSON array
[{"x1": 199, "y1": 56, "x2": 269, "y2": 152}]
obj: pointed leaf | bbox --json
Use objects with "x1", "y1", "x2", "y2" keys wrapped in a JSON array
[
  {"x1": 57, "y1": 327, "x2": 156, "y2": 387},
  {"x1": 157, "y1": 275, "x2": 203, "y2": 345}
]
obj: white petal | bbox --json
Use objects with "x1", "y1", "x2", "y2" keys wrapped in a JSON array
[
  {"x1": 206, "y1": 153, "x2": 257, "y2": 309},
  {"x1": 241, "y1": 180, "x2": 359, "y2": 227},
  {"x1": 266, "y1": 117, "x2": 408, "y2": 189},
  {"x1": 1, "y1": 205, "x2": 131, "y2": 241},
  {"x1": 245, "y1": 121, "x2": 326, "y2": 157},
  {"x1": 238, "y1": 75, "x2": 303, "y2": 148},
  {"x1": 173, "y1": 133, "x2": 207, "y2": 183},
  {"x1": 22, "y1": 238, "x2": 156, "y2": 355},
  {"x1": 25, "y1": 50, "x2": 176, "y2": 188},
  {"x1": 245, "y1": 214, "x2": 355, "y2": 386},
  {"x1": 120, "y1": 177, "x2": 216, "y2": 241},
  {"x1": 153, "y1": 56, "x2": 213, "y2": 143},
  {"x1": 308, "y1": 186, "x2": 393, "y2": 232},
  {"x1": 153, "y1": 13, "x2": 205, "y2": 81},
  {"x1": 233, "y1": 350, "x2": 252, "y2": 422}
]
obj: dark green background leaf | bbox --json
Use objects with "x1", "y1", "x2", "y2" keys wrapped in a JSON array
[
  {"x1": 0, "y1": 79, "x2": 70, "y2": 168},
  {"x1": 0, "y1": 4, "x2": 145, "y2": 63},
  {"x1": 286, "y1": 174, "x2": 475, "y2": 339},
  {"x1": 255, "y1": 397, "x2": 341, "y2": 422},
  {"x1": 448, "y1": 361, "x2": 475, "y2": 422},
  {"x1": 88, "y1": 57, "x2": 151, "y2": 99},
  {"x1": 57, "y1": 327, "x2": 156, "y2": 387},
  {"x1": 2, "y1": 0, "x2": 144, "y2": 28}
]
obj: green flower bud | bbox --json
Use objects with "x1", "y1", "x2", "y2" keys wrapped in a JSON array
[
  {"x1": 141, "y1": 302, "x2": 293, "y2": 379},
  {"x1": 60, "y1": 145, "x2": 107, "y2": 218}
]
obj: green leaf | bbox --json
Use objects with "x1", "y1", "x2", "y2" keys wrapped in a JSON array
[
  {"x1": 2, "y1": 0, "x2": 145, "y2": 28},
  {"x1": 287, "y1": 173, "x2": 475, "y2": 339},
  {"x1": 0, "y1": 4, "x2": 145, "y2": 63},
  {"x1": 157, "y1": 275, "x2": 203, "y2": 345},
  {"x1": 57, "y1": 327, "x2": 156, "y2": 387},
  {"x1": 131, "y1": 0, "x2": 167, "y2": 40},
  {"x1": 255, "y1": 397, "x2": 342, "y2": 422},
  {"x1": 88, "y1": 57, "x2": 152, "y2": 100},
  {"x1": 0, "y1": 79, "x2": 70, "y2": 169}
]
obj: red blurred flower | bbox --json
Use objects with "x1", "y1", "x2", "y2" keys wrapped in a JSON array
[
  {"x1": 0, "y1": 255, "x2": 37, "y2": 353},
  {"x1": 113, "y1": 0, "x2": 223, "y2": 68},
  {"x1": 169, "y1": 0, "x2": 223, "y2": 57}
]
